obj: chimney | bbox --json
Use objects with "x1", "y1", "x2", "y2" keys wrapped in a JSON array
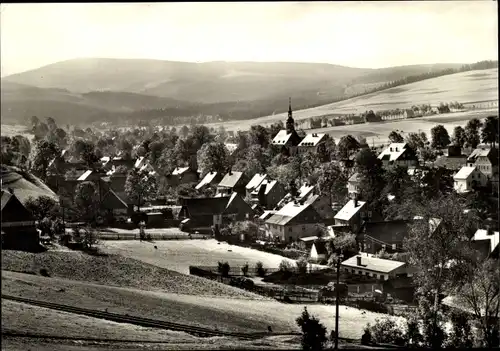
[
  {"x1": 356, "y1": 256, "x2": 362, "y2": 266},
  {"x1": 486, "y1": 225, "x2": 493, "y2": 235}
]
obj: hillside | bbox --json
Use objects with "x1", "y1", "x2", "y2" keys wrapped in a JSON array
[
  {"x1": 0, "y1": 58, "x2": 488, "y2": 126},
  {"x1": 209, "y1": 68, "x2": 499, "y2": 131}
]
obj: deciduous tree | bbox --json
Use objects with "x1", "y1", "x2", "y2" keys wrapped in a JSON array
[
  {"x1": 31, "y1": 140, "x2": 60, "y2": 181},
  {"x1": 197, "y1": 142, "x2": 230, "y2": 175},
  {"x1": 452, "y1": 126, "x2": 467, "y2": 148},
  {"x1": 481, "y1": 115, "x2": 499, "y2": 147},
  {"x1": 465, "y1": 118, "x2": 482, "y2": 149},
  {"x1": 388, "y1": 131, "x2": 404, "y2": 143},
  {"x1": 431, "y1": 125, "x2": 451, "y2": 149},
  {"x1": 74, "y1": 181, "x2": 99, "y2": 224},
  {"x1": 125, "y1": 169, "x2": 157, "y2": 211}
]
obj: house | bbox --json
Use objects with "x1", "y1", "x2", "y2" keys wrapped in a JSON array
[
  {"x1": 471, "y1": 228, "x2": 499, "y2": 259},
  {"x1": 249, "y1": 179, "x2": 286, "y2": 210},
  {"x1": 347, "y1": 172, "x2": 361, "y2": 195},
  {"x1": 297, "y1": 133, "x2": 327, "y2": 154},
  {"x1": 271, "y1": 98, "x2": 303, "y2": 156},
  {"x1": 378, "y1": 143, "x2": 418, "y2": 168},
  {"x1": 196, "y1": 171, "x2": 222, "y2": 191},
  {"x1": 245, "y1": 173, "x2": 267, "y2": 197},
  {"x1": 100, "y1": 189, "x2": 130, "y2": 222},
  {"x1": 304, "y1": 193, "x2": 336, "y2": 224},
  {"x1": 466, "y1": 146, "x2": 498, "y2": 180},
  {"x1": 341, "y1": 254, "x2": 410, "y2": 281},
  {"x1": 360, "y1": 220, "x2": 411, "y2": 254},
  {"x1": 166, "y1": 167, "x2": 198, "y2": 187},
  {"x1": 265, "y1": 201, "x2": 323, "y2": 243},
  {"x1": 178, "y1": 193, "x2": 254, "y2": 231},
  {"x1": 217, "y1": 171, "x2": 247, "y2": 197},
  {"x1": 1, "y1": 190, "x2": 39, "y2": 251},
  {"x1": 453, "y1": 166, "x2": 487, "y2": 193},
  {"x1": 334, "y1": 198, "x2": 368, "y2": 233},
  {"x1": 310, "y1": 241, "x2": 328, "y2": 262}
]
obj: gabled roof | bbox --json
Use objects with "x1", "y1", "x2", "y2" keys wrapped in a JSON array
[
  {"x1": 348, "y1": 172, "x2": 361, "y2": 182},
  {"x1": 77, "y1": 170, "x2": 93, "y2": 181},
  {"x1": 378, "y1": 143, "x2": 412, "y2": 162},
  {"x1": 453, "y1": 166, "x2": 477, "y2": 180},
  {"x1": 298, "y1": 133, "x2": 326, "y2": 147},
  {"x1": 218, "y1": 171, "x2": 244, "y2": 188},
  {"x1": 180, "y1": 196, "x2": 231, "y2": 215},
  {"x1": 266, "y1": 201, "x2": 315, "y2": 226},
  {"x1": 253, "y1": 179, "x2": 279, "y2": 195},
  {"x1": 246, "y1": 173, "x2": 267, "y2": 190},
  {"x1": 196, "y1": 171, "x2": 219, "y2": 190},
  {"x1": 472, "y1": 229, "x2": 499, "y2": 254},
  {"x1": 272, "y1": 130, "x2": 292, "y2": 145},
  {"x1": 259, "y1": 210, "x2": 276, "y2": 220},
  {"x1": 224, "y1": 143, "x2": 238, "y2": 154},
  {"x1": 1, "y1": 190, "x2": 13, "y2": 212},
  {"x1": 172, "y1": 167, "x2": 190, "y2": 176},
  {"x1": 1, "y1": 166, "x2": 59, "y2": 204},
  {"x1": 434, "y1": 155, "x2": 467, "y2": 170},
  {"x1": 134, "y1": 156, "x2": 145, "y2": 169},
  {"x1": 467, "y1": 147, "x2": 498, "y2": 165},
  {"x1": 334, "y1": 200, "x2": 366, "y2": 221},
  {"x1": 341, "y1": 255, "x2": 406, "y2": 274}
]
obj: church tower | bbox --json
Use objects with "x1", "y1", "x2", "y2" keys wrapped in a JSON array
[{"x1": 286, "y1": 97, "x2": 295, "y2": 134}]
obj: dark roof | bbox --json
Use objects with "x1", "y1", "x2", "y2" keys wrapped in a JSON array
[
  {"x1": 313, "y1": 241, "x2": 328, "y2": 255},
  {"x1": 363, "y1": 220, "x2": 410, "y2": 242},
  {"x1": 0, "y1": 165, "x2": 59, "y2": 204},
  {"x1": 180, "y1": 196, "x2": 232, "y2": 215},
  {"x1": 434, "y1": 156, "x2": 467, "y2": 170},
  {"x1": 101, "y1": 190, "x2": 128, "y2": 210},
  {"x1": 467, "y1": 147, "x2": 499, "y2": 165},
  {"x1": 1, "y1": 190, "x2": 13, "y2": 211}
]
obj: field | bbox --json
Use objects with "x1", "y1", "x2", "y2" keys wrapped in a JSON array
[
  {"x1": 205, "y1": 68, "x2": 498, "y2": 131},
  {"x1": 1, "y1": 124, "x2": 32, "y2": 139},
  {"x1": 305, "y1": 108, "x2": 498, "y2": 146},
  {"x1": 2, "y1": 270, "x2": 401, "y2": 341},
  {"x1": 100, "y1": 239, "x2": 326, "y2": 275}
]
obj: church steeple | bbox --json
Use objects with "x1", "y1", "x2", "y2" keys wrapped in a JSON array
[{"x1": 286, "y1": 97, "x2": 295, "y2": 134}]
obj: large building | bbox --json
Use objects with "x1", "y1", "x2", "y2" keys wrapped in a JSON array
[{"x1": 271, "y1": 98, "x2": 302, "y2": 156}]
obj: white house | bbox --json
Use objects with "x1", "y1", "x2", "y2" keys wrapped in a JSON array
[
  {"x1": 378, "y1": 143, "x2": 418, "y2": 168},
  {"x1": 297, "y1": 133, "x2": 327, "y2": 154},
  {"x1": 341, "y1": 254, "x2": 409, "y2": 281},
  {"x1": 347, "y1": 172, "x2": 361, "y2": 195},
  {"x1": 453, "y1": 166, "x2": 487, "y2": 193}
]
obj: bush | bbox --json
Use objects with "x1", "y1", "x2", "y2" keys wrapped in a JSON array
[
  {"x1": 241, "y1": 262, "x2": 249, "y2": 277},
  {"x1": 445, "y1": 310, "x2": 474, "y2": 348},
  {"x1": 39, "y1": 268, "x2": 50, "y2": 277},
  {"x1": 296, "y1": 257, "x2": 308, "y2": 276},
  {"x1": 256, "y1": 261, "x2": 266, "y2": 277},
  {"x1": 279, "y1": 259, "x2": 293, "y2": 272},
  {"x1": 296, "y1": 307, "x2": 327, "y2": 351},
  {"x1": 366, "y1": 318, "x2": 406, "y2": 346}
]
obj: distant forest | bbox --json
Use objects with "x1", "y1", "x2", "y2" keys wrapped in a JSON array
[{"x1": 96, "y1": 60, "x2": 498, "y2": 127}]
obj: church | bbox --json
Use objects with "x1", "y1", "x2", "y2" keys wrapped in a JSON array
[{"x1": 271, "y1": 98, "x2": 303, "y2": 156}]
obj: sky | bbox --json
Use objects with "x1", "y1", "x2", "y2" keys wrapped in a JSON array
[{"x1": 0, "y1": 1, "x2": 498, "y2": 77}]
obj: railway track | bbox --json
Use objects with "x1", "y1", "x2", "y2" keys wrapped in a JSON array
[{"x1": 2, "y1": 294, "x2": 359, "y2": 344}]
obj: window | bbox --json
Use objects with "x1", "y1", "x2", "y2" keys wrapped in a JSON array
[
  {"x1": 345, "y1": 268, "x2": 349, "y2": 272},
  {"x1": 289, "y1": 228, "x2": 292, "y2": 232},
  {"x1": 302, "y1": 225, "x2": 306, "y2": 231},
  {"x1": 366, "y1": 272, "x2": 370, "y2": 276},
  {"x1": 392, "y1": 244, "x2": 396, "y2": 250},
  {"x1": 352, "y1": 269, "x2": 355, "y2": 273}
]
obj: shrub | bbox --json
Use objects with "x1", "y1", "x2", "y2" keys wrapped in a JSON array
[
  {"x1": 82, "y1": 226, "x2": 98, "y2": 250},
  {"x1": 366, "y1": 318, "x2": 406, "y2": 346},
  {"x1": 241, "y1": 262, "x2": 249, "y2": 277},
  {"x1": 296, "y1": 307, "x2": 327, "y2": 351},
  {"x1": 404, "y1": 314, "x2": 423, "y2": 347},
  {"x1": 39, "y1": 268, "x2": 50, "y2": 277},
  {"x1": 445, "y1": 310, "x2": 474, "y2": 348},
  {"x1": 296, "y1": 257, "x2": 308, "y2": 276},
  {"x1": 279, "y1": 259, "x2": 293, "y2": 272},
  {"x1": 256, "y1": 261, "x2": 266, "y2": 277}
]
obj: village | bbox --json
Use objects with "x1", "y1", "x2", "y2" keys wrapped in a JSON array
[{"x1": 2, "y1": 93, "x2": 499, "y2": 349}]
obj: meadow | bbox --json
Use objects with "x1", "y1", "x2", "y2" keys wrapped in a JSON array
[{"x1": 101, "y1": 239, "x2": 327, "y2": 275}]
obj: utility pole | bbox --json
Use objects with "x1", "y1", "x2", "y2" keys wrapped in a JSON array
[{"x1": 334, "y1": 251, "x2": 344, "y2": 351}]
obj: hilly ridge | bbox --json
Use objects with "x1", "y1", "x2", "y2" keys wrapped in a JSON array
[{"x1": 0, "y1": 58, "x2": 483, "y2": 126}]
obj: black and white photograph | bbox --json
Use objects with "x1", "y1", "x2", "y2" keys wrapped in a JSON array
[{"x1": 1, "y1": 2, "x2": 499, "y2": 350}]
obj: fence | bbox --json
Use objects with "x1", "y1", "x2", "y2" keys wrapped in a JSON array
[
  {"x1": 96, "y1": 233, "x2": 208, "y2": 241},
  {"x1": 192, "y1": 265, "x2": 325, "y2": 277}
]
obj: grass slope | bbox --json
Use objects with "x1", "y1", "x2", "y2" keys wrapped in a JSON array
[
  {"x1": 1, "y1": 250, "x2": 261, "y2": 299},
  {"x1": 2, "y1": 270, "x2": 401, "y2": 340},
  {"x1": 210, "y1": 68, "x2": 498, "y2": 131}
]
